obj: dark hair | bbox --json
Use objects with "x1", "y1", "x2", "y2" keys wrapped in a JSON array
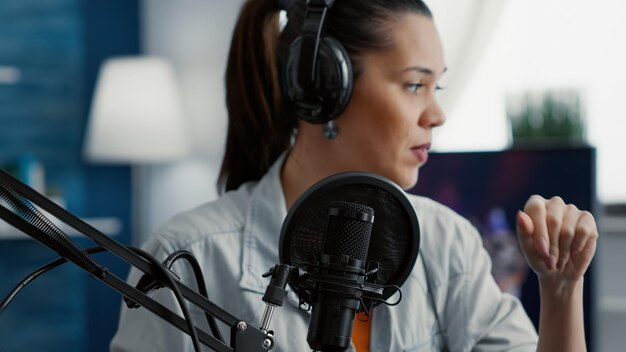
[{"x1": 219, "y1": 0, "x2": 432, "y2": 192}]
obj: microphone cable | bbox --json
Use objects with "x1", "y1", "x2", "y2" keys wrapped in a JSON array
[
  {"x1": 0, "y1": 245, "x2": 204, "y2": 352},
  {"x1": 0, "y1": 246, "x2": 107, "y2": 314},
  {"x1": 162, "y1": 250, "x2": 224, "y2": 343},
  {"x1": 0, "y1": 246, "x2": 225, "y2": 346},
  {"x1": 128, "y1": 249, "x2": 224, "y2": 343},
  {"x1": 126, "y1": 247, "x2": 203, "y2": 352}
]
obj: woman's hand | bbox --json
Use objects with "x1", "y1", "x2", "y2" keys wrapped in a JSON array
[
  {"x1": 516, "y1": 195, "x2": 598, "y2": 283},
  {"x1": 517, "y1": 195, "x2": 597, "y2": 351}
]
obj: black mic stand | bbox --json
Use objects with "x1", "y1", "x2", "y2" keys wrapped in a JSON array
[{"x1": 0, "y1": 168, "x2": 286, "y2": 352}]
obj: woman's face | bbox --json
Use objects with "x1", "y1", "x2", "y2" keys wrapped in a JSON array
[{"x1": 332, "y1": 13, "x2": 446, "y2": 189}]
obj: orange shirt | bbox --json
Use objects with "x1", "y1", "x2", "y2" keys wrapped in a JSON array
[{"x1": 352, "y1": 312, "x2": 372, "y2": 352}]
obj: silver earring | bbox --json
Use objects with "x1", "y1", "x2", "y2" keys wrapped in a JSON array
[{"x1": 323, "y1": 120, "x2": 339, "y2": 140}]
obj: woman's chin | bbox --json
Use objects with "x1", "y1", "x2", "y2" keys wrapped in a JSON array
[{"x1": 394, "y1": 168, "x2": 420, "y2": 190}]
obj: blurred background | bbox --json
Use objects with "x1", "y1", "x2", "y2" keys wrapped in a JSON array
[{"x1": 0, "y1": 0, "x2": 624, "y2": 351}]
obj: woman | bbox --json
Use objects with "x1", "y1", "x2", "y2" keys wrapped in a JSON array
[{"x1": 111, "y1": 0, "x2": 598, "y2": 351}]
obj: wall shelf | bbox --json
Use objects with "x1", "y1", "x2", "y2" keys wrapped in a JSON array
[{"x1": 0, "y1": 216, "x2": 122, "y2": 240}]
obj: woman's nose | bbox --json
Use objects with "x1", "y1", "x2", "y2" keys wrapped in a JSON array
[{"x1": 420, "y1": 99, "x2": 446, "y2": 128}]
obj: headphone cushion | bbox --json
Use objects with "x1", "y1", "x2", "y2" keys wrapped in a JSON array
[{"x1": 282, "y1": 36, "x2": 353, "y2": 124}]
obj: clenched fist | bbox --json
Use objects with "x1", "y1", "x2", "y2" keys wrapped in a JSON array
[{"x1": 516, "y1": 195, "x2": 598, "y2": 282}]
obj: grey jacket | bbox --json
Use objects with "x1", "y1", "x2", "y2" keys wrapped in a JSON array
[{"x1": 110, "y1": 154, "x2": 538, "y2": 351}]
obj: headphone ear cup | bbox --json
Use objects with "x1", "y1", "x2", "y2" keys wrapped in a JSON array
[{"x1": 282, "y1": 36, "x2": 353, "y2": 124}]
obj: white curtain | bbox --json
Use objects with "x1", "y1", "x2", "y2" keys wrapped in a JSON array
[
  {"x1": 425, "y1": 0, "x2": 510, "y2": 114},
  {"x1": 136, "y1": 0, "x2": 513, "y2": 240}
]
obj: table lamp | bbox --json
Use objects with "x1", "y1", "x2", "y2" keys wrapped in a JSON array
[{"x1": 83, "y1": 56, "x2": 190, "y2": 244}]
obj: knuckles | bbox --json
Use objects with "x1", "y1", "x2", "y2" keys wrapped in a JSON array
[
  {"x1": 522, "y1": 195, "x2": 599, "y2": 240},
  {"x1": 546, "y1": 213, "x2": 562, "y2": 230},
  {"x1": 575, "y1": 221, "x2": 594, "y2": 238},
  {"x1": 524, "y1": 195, "x2": 546, "y2": 213},
  {"x1": 548, "y1": 195, "x2": 565, "y2": 206},
  {"x1": 560, "y1": 226, "x2": 576, "y2": 241},
  {"x1": 565, "y1": 203, "x2": 579, "y2": 213}
]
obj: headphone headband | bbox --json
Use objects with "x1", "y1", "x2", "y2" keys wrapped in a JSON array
[{"x1": 298, "y1": 3, "x2": 329, "y2": 90}]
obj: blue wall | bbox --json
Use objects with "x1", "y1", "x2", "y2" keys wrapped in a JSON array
[{"x1": 0, "y1": 0, "x2": 139, "y2": 351}]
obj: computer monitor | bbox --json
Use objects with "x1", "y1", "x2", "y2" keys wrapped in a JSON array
[{"x1": 407, "y1": 147, "x2": 596, "y2": 350}]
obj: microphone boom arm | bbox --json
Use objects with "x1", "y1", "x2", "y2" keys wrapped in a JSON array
[{"x1": 0, "y1": 169, "x2": 275, "y2": 352}]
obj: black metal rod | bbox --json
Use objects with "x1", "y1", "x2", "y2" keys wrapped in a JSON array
[
  {"x1": 0, "y1": 169, "x2": 239, "y2": 327},
  {"x1": 0, "y1": 203, "x2": 233, "y2": 352},
  {"x1": 0, "y1": 169, "x2": 277, "y2": 351}
]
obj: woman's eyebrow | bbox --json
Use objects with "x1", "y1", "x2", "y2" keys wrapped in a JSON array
[{"x1": 402, "y1": 66, "x2": 448, "y2": 75}]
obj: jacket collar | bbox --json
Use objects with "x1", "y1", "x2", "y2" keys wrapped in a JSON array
[{"x1": 239, "y1": 152, "x2": 289, "y2": 294}]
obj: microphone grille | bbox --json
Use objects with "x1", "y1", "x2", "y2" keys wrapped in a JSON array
[{"x1": 323, "y1": 201, "x2": 374, "y2": 261}]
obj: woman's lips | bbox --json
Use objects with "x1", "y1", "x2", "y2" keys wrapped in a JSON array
[{"x1": 411, "y1": 143, "x2": 430, "y2": 164}]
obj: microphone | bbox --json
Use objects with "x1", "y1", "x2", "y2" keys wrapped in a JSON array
[
  {"x1": 279, "y1": 172, "x2": 420, "y2": 352},
  {"x1": 306, "y1": 201, "x2": 375, "y2": 352}
]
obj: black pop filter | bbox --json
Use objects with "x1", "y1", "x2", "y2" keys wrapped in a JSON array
[{"x1": 279, "y1": 172, "x2": 420, "y2": 306}]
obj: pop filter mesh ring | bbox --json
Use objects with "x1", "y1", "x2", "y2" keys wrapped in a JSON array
[{"x1": 278, "y1": 172, "x2": 420, "y2": 307}]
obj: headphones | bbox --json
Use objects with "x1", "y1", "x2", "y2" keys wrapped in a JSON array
[{"x1": 281, "y1": 0, "x2": 353, "y2": 124}]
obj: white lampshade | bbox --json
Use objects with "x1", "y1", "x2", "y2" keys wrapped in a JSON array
[{"x1": 84, "y1": 57, "x2": 189, "y2": 163}]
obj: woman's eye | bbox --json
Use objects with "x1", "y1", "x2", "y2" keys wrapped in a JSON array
[{"x1": 405, "y1": 83, "x2": 424, "y2": 93}]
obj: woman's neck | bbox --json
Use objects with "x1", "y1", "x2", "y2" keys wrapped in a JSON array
[{"x1": 280, "y1": 132, "x2": 340, "y2": 209}]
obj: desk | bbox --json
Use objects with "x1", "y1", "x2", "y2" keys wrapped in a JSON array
[{"x1": 597, "y1": 214, "x2": 626, "y2": 352}]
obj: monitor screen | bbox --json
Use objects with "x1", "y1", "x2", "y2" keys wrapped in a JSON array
[{"x1": 407, "y1": 147, "x2": 596, "y2": 349}]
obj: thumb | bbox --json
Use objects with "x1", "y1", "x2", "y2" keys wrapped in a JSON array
[
  {"x1": 516, "y1": 210, "x2": 534, "y2": 237},
  {"x1": 517, "y1": 210, "x2": 550, "y2": 264}
]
